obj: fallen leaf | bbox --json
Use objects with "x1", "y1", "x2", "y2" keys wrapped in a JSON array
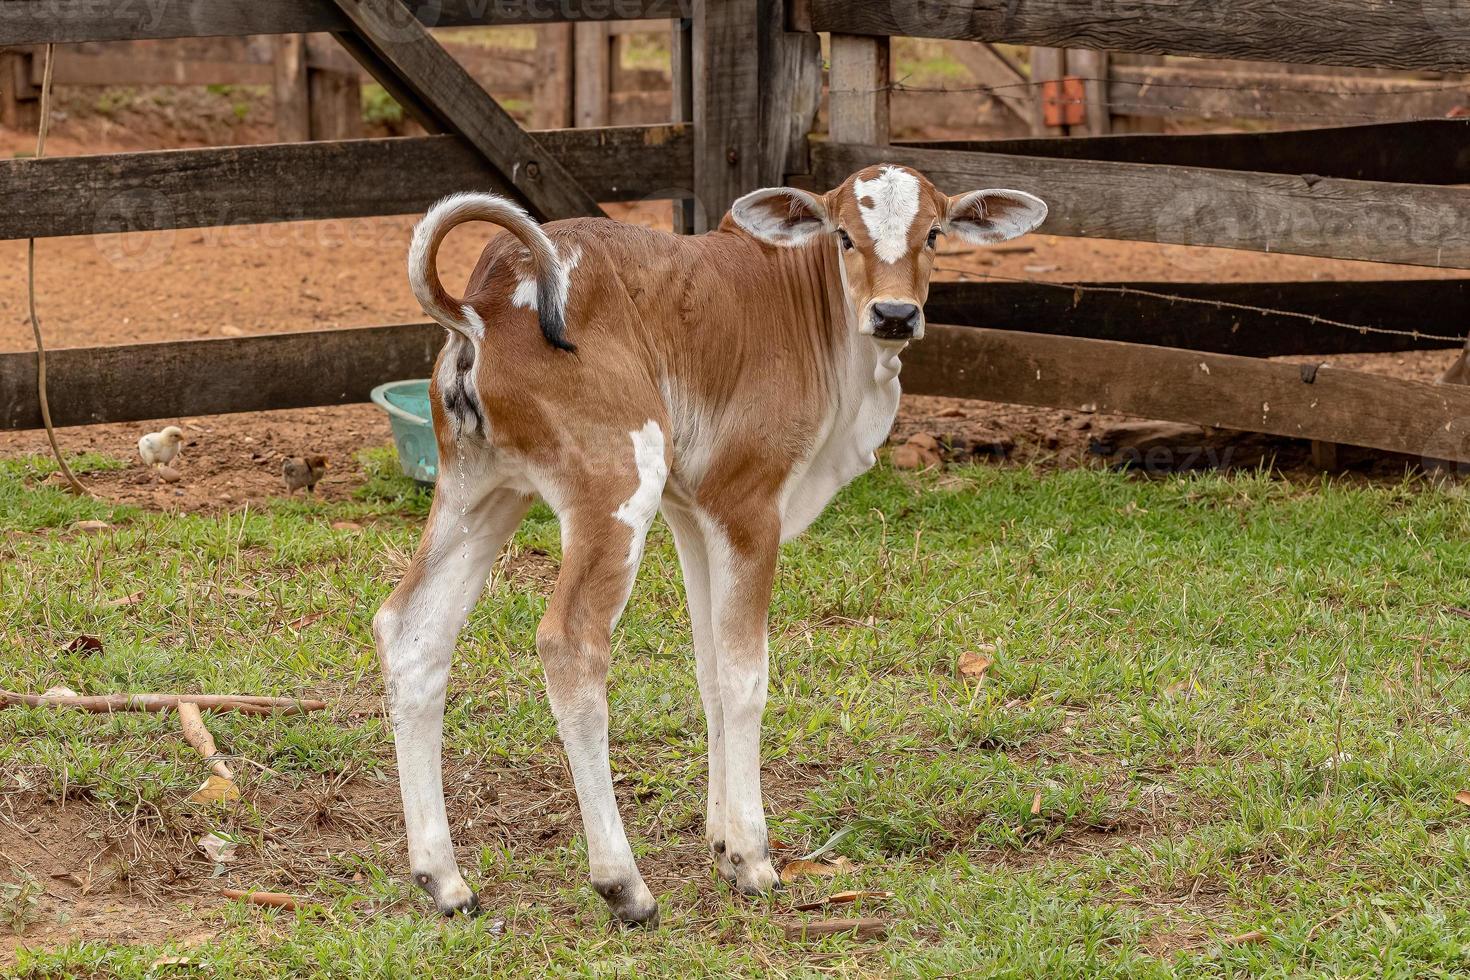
[
  {"x1": 781, "y1": 856, "x2": 856, "y2": 880},
  {"x1": 197, "y1": 832, "x2": 238, "y2": 864},
  {"x1": 102, "y1": 591, "x2": 145, "y2": 608},
  {"x1": 1455, "y1": 791, "x2": 1470, "y2": 807},
  {"x1": 1222, "y1": 929, "x2": 1267, "y2": 945},
  {"x1": 149, "y1": 955, "x2": 193, "y2": 968},
  {"x1": 286, "y1": 611, "x2": 328, "y2": 632},
  {"x1": 71, "y1": 520, "x2": 111, "y2": 534},
  {"x1": 792, "y1": 889, "x2": 894, "y2": 912},
  {"x1": 188, "y1": 775, "x2": 241, "y2": 805},
  {"x1": 958, "y1": 648, "x2": 995, "y2": 681},
  {"x1": 65, "y1": 635, "x2": 103, "y2": 654},
  {"x1": 1030, "y1": 791, "x2": 1043, "y2": 816}
]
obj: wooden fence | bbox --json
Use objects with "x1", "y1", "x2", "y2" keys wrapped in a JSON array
[{"x1": 4, "y1": 0, "x2": 1470, "y2": 466}]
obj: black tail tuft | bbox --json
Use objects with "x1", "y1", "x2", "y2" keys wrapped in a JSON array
[{"x1": 537, "y1": 278, "x2": 577, "y2": 352}]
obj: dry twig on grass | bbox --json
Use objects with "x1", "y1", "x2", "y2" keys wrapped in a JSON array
[
  {"x1": 782, "y1": 917, "x2": 890, "y2": 940},
  {"x1": 176, "y1": 701, "x2": 232, "y2": 780},
  {"x1": 221, "y1": 888, "x2": 304, "y2": 911},
  {"x1": 0, "y1": 691, "x2": 327, "y2": 715}
]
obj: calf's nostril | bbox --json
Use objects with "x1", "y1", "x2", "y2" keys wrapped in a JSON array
[{"x1": 871, "y1": 301, "x2": 921, "y2": 334}]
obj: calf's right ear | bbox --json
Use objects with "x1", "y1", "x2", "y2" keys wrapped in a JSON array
[{"x1": 730, "y1": 187, "x2": 832, "y2": 246}]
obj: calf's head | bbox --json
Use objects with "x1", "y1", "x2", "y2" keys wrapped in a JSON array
[{"x1": 731, "y1": 165, "x2": 1047, "y2": 343}]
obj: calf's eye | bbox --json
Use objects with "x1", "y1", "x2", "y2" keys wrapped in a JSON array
[
  {"x1": 837, "y1": 229, "x2": 855, "y2": 251},
  {"x1": 926, "y1": 227, "x2": 940, "y2": 248}
]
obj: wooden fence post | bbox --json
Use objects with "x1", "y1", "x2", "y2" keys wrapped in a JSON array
[
  {"x1": 533, "y1": 23, "x2": 573, "y2": 129},
  {"x1": 0, "y1": 47, "x2": 39, "y2": 130},
  {"x1": 828, "y1": 34, "x2": 889, "y2": 145},
  {"x1": 1030, "y1": 46, "x2": 1066, "y2": 135},
  {"x1": 671, "y1": 16, "x2": 696, "y2": 234},
  {"x1": 573, "y1": 21, "x2": 612, "y2": 128},
  {"x1": 1067, "y1": 48, "x2": 1111, "y2": 135},
  {"x1": 692, "y1": 0, "x2": 763, "y2": 231},
  {"x1": 273, "y1": 35, "x2": 312, "y2": 142}
]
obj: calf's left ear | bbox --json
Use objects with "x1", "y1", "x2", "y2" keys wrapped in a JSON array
[
  {"x1": 945, "y1": 189, "x2": 1048, "y2": 244},
  {"x1": 731, "y1": 187, "x2": 832, "y2": 247}
]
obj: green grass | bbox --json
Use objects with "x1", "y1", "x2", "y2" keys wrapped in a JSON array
[{"x1": 4, "y1": 450, "x2": 1470, "y2": 977}]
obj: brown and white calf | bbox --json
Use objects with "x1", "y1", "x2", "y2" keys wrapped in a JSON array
[{"x1": 374, "y1": 165, "x2": 1047, "y2": 925}]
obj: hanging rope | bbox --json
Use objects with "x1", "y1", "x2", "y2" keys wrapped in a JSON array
[{"x1": 27, "y1": 43, "x2": 89, "y2": 496}]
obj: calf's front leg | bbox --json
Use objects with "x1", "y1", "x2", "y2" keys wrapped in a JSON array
[{"x1": 704, "y1": 509, "x2": 782, "y2": 895}]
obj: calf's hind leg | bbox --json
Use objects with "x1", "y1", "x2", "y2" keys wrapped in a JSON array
[
  {"x1": 374, "y1": 484, "x2": 531, "y2": 915},
  {"x1": 536, "y1": 442, "x2": 667, "y2": 925}
]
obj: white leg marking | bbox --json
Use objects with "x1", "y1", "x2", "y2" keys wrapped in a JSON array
[
  {"x1": 374, "y1": 485, "x2": 530, "y2": 912},
  {"x1": 853, "y1": 166, "x2": 920, "y2": 264},
  {"x1": 665, "y1": 509, "x2": 727, "y2": 861},
  {"x1": 612, "y1": 420, "x2": 668, "y2": 567},
  {"x1": 700, "y1": 516, "x2": 780, "y2": 894}
]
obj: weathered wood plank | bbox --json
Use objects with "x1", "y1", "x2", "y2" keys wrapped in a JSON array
[
  {"x1": 758, "y1": 0, "x2": 822, "y2": 181},
  {"x1": 43, "y1": 48, "x2": 273, "y2": 87},
  {"x1": 0, "y1": 126, "x2": 690, "y2": 241},
  {"x1": 0, "y1": 0, "x2": 692, "y2": 45},
  {"x1": 1108, "y1": 65, "x2": 1470, "y2": 125},
  {"x1": 10, "y1": 321, "x2": 1470, "y2": 467},
  {"x1": 327, "y1": 0, "x2": 604, "y2": 220},
  {"x1": 808, "y1": 0, "x2": 1470, "y2": 74},
  {"x1": 273, "y1": 35, "x2": 312, "y2": 143},
  {"x1": 692, "y1": 0, "x2": 762, "y2": 231},
  {"x1": 814, "y1": 141, "x2": 1470, "y2": 270},
  {"x1": 828, "y1": 34, "x2": 889, "y2": 145},
  {"x1": 903, "y1": 324, "x2": 1470, "y2": 463},
  {"x1": 901, "y1": 120, "x2": 1470, "y2": 186},
  {"x1": 573, "y1": 20, "x2": 613, "y2": 128},
  {"x1": 0, "y1": 324, "x2": 441, "y2": 430},
  {"x1": 924, "y1": 280, "x2": 1470, "y2": 357}
]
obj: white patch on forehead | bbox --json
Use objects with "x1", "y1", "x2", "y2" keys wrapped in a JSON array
[
  {"x1": 612, "y1": 420, "x2": 668, "y2": 567},
  {"x1": 852, "y1": 167, "x2": 920, "y2": 264}
]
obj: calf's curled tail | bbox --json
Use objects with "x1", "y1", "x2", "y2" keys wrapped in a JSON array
[{"x1": 407, "y1": 192, "x2": 575, "y2": 352}]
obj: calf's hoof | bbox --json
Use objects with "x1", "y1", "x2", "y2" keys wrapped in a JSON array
[
  {"x1": 733, "y1": 856, "x2": 782, "y2": 897},
  {"x1": 414, "y1": 871, "x2": 480, "y2": 917},
  {"x1": 595, "y1": 878, "x2": 660, "y2": 928}
]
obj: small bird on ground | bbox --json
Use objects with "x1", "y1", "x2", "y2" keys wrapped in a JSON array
[
  {"x1": 282, "y1": 455, "x2": 328, "y2": 495},
  {"x1": 138, "y1": 426, "x2": 185, "y2": 471}
]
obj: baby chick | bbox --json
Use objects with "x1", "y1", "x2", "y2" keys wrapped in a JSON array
[
  {"x1": 138, "y1": 426, "x2": 185, "y2": 470},
  {"x1": 282, "y1": 455, "x2": 328, "y2": 495}
]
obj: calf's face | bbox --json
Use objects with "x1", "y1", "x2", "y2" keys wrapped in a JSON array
[{"x1": 732, "y1": 165, "x2": 1048, "y2": 343}]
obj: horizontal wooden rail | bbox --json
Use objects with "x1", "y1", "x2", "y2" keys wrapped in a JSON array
[
  {"x1": 0, "y1": 0, "x2": 692, "y2": 45},
  {"x1": 925, "y1": 280, "x2": 1470, "y2": 357},
  {"x1": 904, "y1": 325, "x2": 1470, "y2": 464},
  {"x1": 1107, "y1": 66, "x2": 1470, "y2": 126},
  {"x1": 7, "y1": 322, "x2": 1470, "y2": 464},
  {"x1": 813, "y1": 142, "x2": 1470, "y2": 270},
  {"x1": 0, "y1": 325, "x2": 440, "y2": 429},
  {"x1": 903, "y1": 120, "x2": 1470, "y2": 186},
  {"x1": 808, "y1": 0, "x2": 1470, "y2": 73},
  {"x1": 0, "y1": 125, "x2": 691, "y2": 241}
]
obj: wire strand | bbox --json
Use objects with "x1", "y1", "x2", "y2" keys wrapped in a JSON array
[
  {"x1": 28, "y1": 44, "x2": 90, "y2": 497},
  {"x1": 934, "y1": 265, "x2": 1467, "y2": 345}
]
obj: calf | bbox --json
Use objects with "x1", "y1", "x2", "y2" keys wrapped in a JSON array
[{"x1": 374, "y1": 165, "x2": 1048, "y2": 925}]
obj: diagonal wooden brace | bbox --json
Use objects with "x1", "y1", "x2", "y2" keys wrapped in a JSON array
[{"x1": 326, "y1": 0, "x2": 606, "y2": 220}]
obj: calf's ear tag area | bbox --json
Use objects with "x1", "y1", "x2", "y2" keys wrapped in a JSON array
[
  {"x1": 731, "y1": 187, "x2": 831, "y2": 247},
  {"x1": 945, "y1": 189, "x2": 1048, "y2": 245}
]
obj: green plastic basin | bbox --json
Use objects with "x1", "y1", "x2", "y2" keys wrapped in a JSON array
[{"x1": 370, "y1": 379, "x2": 438, "y2": 485}]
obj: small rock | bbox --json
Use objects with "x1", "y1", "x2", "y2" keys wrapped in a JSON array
[
  {"x1": 906, "y1": 432, "x2": 941, "y2": 452},
  {"x1": 219, "y1": 325, "x2": 244, "y2": 337},
  {"x1": 156, "y1": 464, "x2": 182, "y2": 483},
  {"x1": 331, "y1": 521, "x2": 362, "y2": 531},
  {"x1": 71, "y1": 520, "x2": 111, "y2": 534}
]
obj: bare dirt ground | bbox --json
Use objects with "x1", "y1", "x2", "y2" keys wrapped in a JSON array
[{"x1": 2, "y1": 94, "x2": 1463, "y2": 510}]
